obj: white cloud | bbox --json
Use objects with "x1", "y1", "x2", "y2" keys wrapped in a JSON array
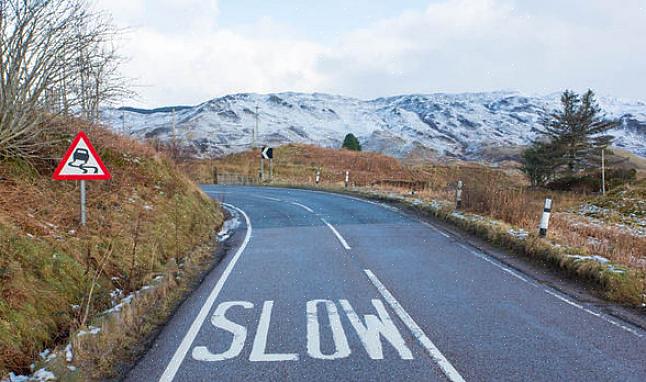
[{"x1": 96, "y1": 0, "x2": 646, "y2": 107}]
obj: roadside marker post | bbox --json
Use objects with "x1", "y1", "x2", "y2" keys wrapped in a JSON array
[
  {"x1": 315, "y1": 169, "x2": 321, "y2": 185},
  {"x1": 345, "y1": 170, "x2": 349, "y2": 189},
  {"x1": 260, "y1": 146, "x2": 273, "y2": 181},
  {"x1": 52, "y1": 131, "x2": 111, "y2": 226},
  {"x1": 539, "y1": 198, "x2": 552, "y2": 237},
  {"x1": 456, "y1": 180, "x2": 463, "y2": 209}
]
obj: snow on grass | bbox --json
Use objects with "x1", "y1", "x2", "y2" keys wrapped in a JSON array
[
  {"x1": 64, "y1": 344, "x2": 73, "y2": 363},
  {"x1": 31, "y1": 369, "x2": 56, "y2": 381},
  {"x1": 217, "y1": 206, "x2": 241, "y2": 242},
  {"x1": 76, "y1": 326, "x2": 101, "y2": 337}
]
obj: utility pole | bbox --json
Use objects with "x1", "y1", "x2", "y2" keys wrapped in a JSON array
[
  {"x1": 253, "y1": 104, "x2": 258, "y2": 149},
  {"x1": 172, "y1": 108, "x2": 177, "y2": 160},
  {"x1": 601, "y1": 148, "x2": 606, "y2": 196}
]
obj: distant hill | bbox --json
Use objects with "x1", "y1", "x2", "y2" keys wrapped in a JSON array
[{"x1": 101, "y1": 91, "x2": 646, "y2": 160}]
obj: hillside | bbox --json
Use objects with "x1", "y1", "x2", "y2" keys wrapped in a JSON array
[
  {"x1": 0, "y1": 119, "x2": 223, "y2": 378},
  {"x1": 101, "y1": 91, "x2": 646, "y2": 160}
]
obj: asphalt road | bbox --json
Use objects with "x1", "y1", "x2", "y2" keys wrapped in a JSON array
[{"x1": 125, "y1": 186, "x2": 646, "y2": 382}]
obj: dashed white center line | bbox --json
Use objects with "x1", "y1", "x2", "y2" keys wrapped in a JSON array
[
  {"x1": 291, "y1": 201, "x2": 315, "y2": 213},
  {"x1": 363, "y1": 269, "x2": 466, "y2": 382},
  {"x1": 321, "y1": 218, "x2": 351, "y2": 250},
  {"x1": 257, "y1": 195, "x2": 282, "y2": 202}
]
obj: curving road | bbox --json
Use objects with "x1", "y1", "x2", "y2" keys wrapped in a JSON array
[{"x1": 125, "y1": 186, "x2": 646, "y2": 382}]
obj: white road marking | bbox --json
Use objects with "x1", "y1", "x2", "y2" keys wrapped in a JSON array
[
  {"x1": 257, "y1": 195, "x2": 282, "y2": 202},
  {"x1": 543, "y1": 289, "x2": 643, "y2": 338},
  {"x1": 192, "y1": 301, "x2": 254, "y2": 361},
  {"x1": 364, "y1": 269, "x2": 466, "y2": 382},
  {"x1": 291, "y1": 201, "x2": 315, "y2": 213},
  {"x1": 420, "y1": 221, "x2": 451, "y2": 238},
  {"x1": 458, "y1": 244, "x2": 530, "y2": 284},
  {"x1": 321, "y1": 218, "x2": 351, "y2": 250},
  {"x1": 339, "y1": 299, "x2": 413, "y2": 360},
  {"x1": 459, "y1": 243, "x2": 643, "y2": 338},
  {"x1": 159, "y1": 203, "x2": 252, "y2": 382},
  {"x1": 307, "y1": 300, "x2": 351, "y2": 360},
  {"x1": 249, "y1": 301, "x2": 299, "y2": 361}
]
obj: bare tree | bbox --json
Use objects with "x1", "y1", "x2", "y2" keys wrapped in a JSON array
[{"x1": 0, "y1": 0, "x2": 132, "y2": 160}]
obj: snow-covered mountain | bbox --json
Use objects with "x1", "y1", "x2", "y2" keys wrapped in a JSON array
[{"x1": 100, "y1": 91, "x2": 646, "y2": 160}]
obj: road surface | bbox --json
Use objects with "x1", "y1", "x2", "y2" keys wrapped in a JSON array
[{"x1": 126, "y1": 186, "x2": 646, "y2": 382}]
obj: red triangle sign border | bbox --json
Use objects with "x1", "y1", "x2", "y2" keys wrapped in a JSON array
[{"x1": 52, "y1": 131, "x2": 112, "y2": 180}]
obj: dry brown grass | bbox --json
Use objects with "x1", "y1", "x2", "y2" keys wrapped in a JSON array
[{"x1": 0, "y1": 119, "x2": 223, "y2": 376}]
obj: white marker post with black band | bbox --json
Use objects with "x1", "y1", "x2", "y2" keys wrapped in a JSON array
[
  {"x1": 456, "y1": 180, "x2": 463, "y2": 209},
  {"x1": 344, "y1": 170, "x2": 349, "y2": 189},
  {"x1": 315, "y1": 169, "x2": 321, "y2": 185},
  {"x1": 539, "y1": 198, "x2": 552, "y2": 237}
]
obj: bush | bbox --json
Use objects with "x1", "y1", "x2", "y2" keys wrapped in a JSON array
[{"x1": 546, "y1": 169, "x2": 636, "y2": 193}]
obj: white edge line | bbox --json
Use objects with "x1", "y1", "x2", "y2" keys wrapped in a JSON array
[
  {"x1": 458, "y1": 244, "x2": 530, "y2": 284},
  {"x1": 364, "y1": 269, "x2": 466, "y2": 382},
  {"x1": 159, "y1": 203, "x2": 253, "y2": 382},
  {"x1": 321, "y1": 218, "x2": 351, "y2": 250},
  {"x1": 459, "y1": 244, "x2": 642, "y2": 338},
  {"x1": 421, "y1": 221, "x2": 451, "y2": 238},
  {"x1": 290, "y1": 201, "x2": 315, "y2": 213},
  {"x1": 543, "y1": 289, "x2": 643, "y2": 338}
]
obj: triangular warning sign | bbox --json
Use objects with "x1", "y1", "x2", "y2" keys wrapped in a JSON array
[{"x1": 52, "y1": 131, "x2": 111, "y2": 180}]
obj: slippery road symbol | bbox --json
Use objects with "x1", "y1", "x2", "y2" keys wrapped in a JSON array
[
  {"x1": 52, "y1": 131, "x2": 111, "y2": 180},
  {"x1": 67, "y1": 148, "x2": 99, "y2": 174}
]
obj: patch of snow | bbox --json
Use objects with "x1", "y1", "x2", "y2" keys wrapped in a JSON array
[
  {"x1": 218, "y1": 207, "x2": 241, "y2": 242},
  {"x1": 567, "y1": 255, "x2": 610, "y2": 265},
  {"x1": 5, "y1": 373, "x2": 29, "y2": 382},
  {"x1": 508, "y1": 228, "x2": 529, "y2": 240},
  {"x1": 32, "y1": 368, "x2": 56, "y2": 381},
  {"x1": 77, "y1": 326, "x2": 101, "y2": 337},
  {"x1": 65, "y1": 344, "x2": 73, "y2": 363}
]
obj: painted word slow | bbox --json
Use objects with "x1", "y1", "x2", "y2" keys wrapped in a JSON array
[{"x1": 192, "y1": 299, "x2": 414, "y2": 362}]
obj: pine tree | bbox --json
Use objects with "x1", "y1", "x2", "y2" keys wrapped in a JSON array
[
  {"x1": 542, "y1": 90, "x2": 617, "y2": 173},
  {"x1": 342, "y1": 133, "x2": 361, "y2": 151}
]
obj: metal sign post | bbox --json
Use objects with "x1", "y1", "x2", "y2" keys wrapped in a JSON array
[
  {"x1": 260, "y1": 157, "x2": 264, "y2": 181},
  {"x1": 80, "y1": 180, "x2": 87, "y2": 225},
  {"x1": 52, "y1": 131, "x2": 111, "y2": 226}
]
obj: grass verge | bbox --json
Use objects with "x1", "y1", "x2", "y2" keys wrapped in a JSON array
[{"x1": 0, "y1": 119, "x2": 223, "y2": 379}]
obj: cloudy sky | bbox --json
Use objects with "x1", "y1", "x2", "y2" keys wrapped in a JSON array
[{"x1": 96, "y1": 0, "x2": 646, "y2": 108}]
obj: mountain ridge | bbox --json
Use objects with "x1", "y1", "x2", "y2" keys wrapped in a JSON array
[{"x1": 101, "y1": 90, "x2": 646, "y2": 160}]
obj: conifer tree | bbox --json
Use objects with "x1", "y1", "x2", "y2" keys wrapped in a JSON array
[
  {"x1": 542, "y1": 90, "x2": 617, "y2": 173},
  {"x1": 342, "y1": 133, "x2": 362, "y2": 151}
]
